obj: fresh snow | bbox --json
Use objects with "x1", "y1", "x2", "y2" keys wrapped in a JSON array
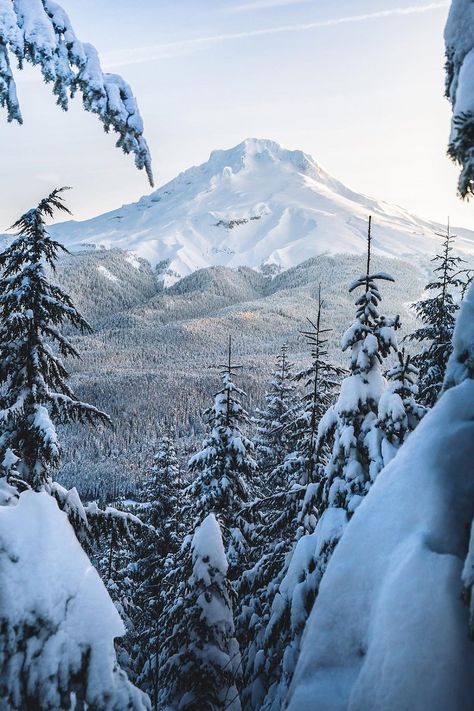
[
  {"x1": 0, "y1": 0, "x2": 153, "y2": 184},
  {"x1": 49, "y1": 138, "x2": 474, "y2": 286},
  {"x1": 0, "y1": 490, "x2": 149, "y2": 710},
  {"x1": 444, "y1": 281, "x2": 474, "y2": 388},
  {"x1": 287, "y1": 362, "x2": 474, "y2": 710},
  {"x1": 97, "y1": 264, "x2": 120, "y2": 283},
  {"x1": 191, "y1": 512, "x2": 229, "y2": 582},
  {"x1": 445, "y1": 0, "x2": 474, "y2": 195}
]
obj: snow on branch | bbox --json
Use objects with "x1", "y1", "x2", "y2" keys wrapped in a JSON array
[
  {"x1": 445, "y1": 0, "x2": 474, "y2": 197},
  {"x1": 0, "y1": 490, "x2": 150, "y2": 710},
  {"x1": 0, "y1": 0, "x2": 153, "y2": 184}
]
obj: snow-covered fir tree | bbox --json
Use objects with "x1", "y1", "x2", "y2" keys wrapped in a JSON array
[
  {"x1": 447, "y1": 283, "x2": 474, "y2": 634},
  {"x1": 317, "y1": 217, "x2": 400, "y2": 511},
  {"x1": 134, "y1": 434, "x2": 184, "y2": 708},
  {"x1": 445, "y1": 0, "x2": 474, "y2": 656},
  {"x1": 0, "y1": 489, "x2": 150, "y2": 711},
  {"x1": 0, "y1": 192, "x2": 147, "y2": 666},
  {"x1": 186, "y1": 337, "x2": 258, "y2": 574},
  {"x1": 158, "y1": 513, "x2": 242, "y2": 711},
  {"x1": 0, "y1": 189, "x2": 110, "y2": 489},
  {"x1": 0, "y1": 1, "x2": 152, "y2": 182},
  {"x1": 100, "y1": 527, "x2": 139, "y2": 681},
  {"x1": 290, "y1": 292, "x2": 346, "y2": 514},
  {"x1": 253, "y1": 344, "x2": 296, "y2": 479},
  {"x1": 405, "y1": 224, "x2": 467, "y2": 407},
  {"x1": 244, "y1": 218, "x2": 403, "y2": 710},
  {"x1": 139, "y1": 433, "x2": 182, "y2": 542},
  {"x1": 286, "y1": 281, "x2": 474, "y2": 711},
  {"x1": 239, "y1": 291, "x2": 343, "y2": 711},
  {"x1": 378, "y1": 349, "x2": 426, "y2": 465}
]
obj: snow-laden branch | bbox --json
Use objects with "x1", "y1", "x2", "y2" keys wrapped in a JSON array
[
  {"x1": 445, "y1": 0, "x2": 474, "y2": 197},
  {"x1": 0, "y1": 0, "x2": 153, "y2": 184}
]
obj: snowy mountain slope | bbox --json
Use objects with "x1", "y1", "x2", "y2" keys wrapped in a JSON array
[{"x1": 50, "y1": 138, "x2": 474, "y2": 286}]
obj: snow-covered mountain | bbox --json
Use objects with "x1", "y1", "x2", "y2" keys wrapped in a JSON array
[{"x1": 51, "y1": 138, "x2": 474, "y2": 285}]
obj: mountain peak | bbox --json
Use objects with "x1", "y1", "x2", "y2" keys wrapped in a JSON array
[
  {"x1": 50, "y1": 138, "x2": 474, "y2": 287},
  {"x1": 206, "y1": 137, "x2": 320, "y2": 178}
]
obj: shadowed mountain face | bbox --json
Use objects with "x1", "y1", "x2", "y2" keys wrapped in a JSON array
[{"x1": 49, "y1": 138, "x2": 474, "y2": 286}]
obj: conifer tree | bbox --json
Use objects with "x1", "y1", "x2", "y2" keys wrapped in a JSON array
[
  {"x1": 139, "y1": 433, "x2": 182, "y2": 545},
  {"x1": 186, "y1": 337, "x2": 257, "y2": 574},
  {"x1": 158, "y1": 514, "x2": 242, "y2": 711},
  {"x1": 253, "y1": 344, "x2": 296, "y2": 480},
  {"x1": 0, "y1": 490, "x2": 151, "y2": 711},
  {"x1": 134, "y1": 434, "x2": 184, "y2": 708},
  {"x1": 290, "y1": 290, "x2": 346, "y2": 510},
  {"x1": 378, "y1": 349, "x2": 426, "y2": 465},
  {"x1": 239, "y1": 291, "x2": 343, "y2": 711},
  {"x1": 101, "y1": 533, "x2": 138, "y2": 680},
  {"x1": 0, "y1": 188, "x2": 110, "y2": 489},
  {"x1": 317, "y1": 216, "x2": 400, "y2": 510},
  {"x1": 406, "y1": 224, "x2": 466, "y2": 407},
  {"x1": 445, "y1": 0, "x2": 474, "y2": 649},
  {"x1": 248, "y1": 217, "x2": 401, "y2": 711}
]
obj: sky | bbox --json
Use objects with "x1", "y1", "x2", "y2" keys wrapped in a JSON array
[{"x1": 0, "y1": 0, "x2": 471, "y2": 231}]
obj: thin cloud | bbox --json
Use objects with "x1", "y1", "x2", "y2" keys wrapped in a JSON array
[{"x1": 104, "y1": 2, "x2": 450, "y2": 68}]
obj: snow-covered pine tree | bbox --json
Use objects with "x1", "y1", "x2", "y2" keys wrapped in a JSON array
[
  {"x1": 0, "y1": 1, "x2": 153, "y2": 183},
  {"x1": 239, "y1": 290, "x2": 343, "y2": 711},
  {"x1": 0, "y1": 191, "x2": 144, "y2": 616},
  {"x1": 186, "y1": 337, "x2": 257, "y2": 575},
  {"x1": 139, "y1": 433, "x2": 182, "y2": 544},
  {"x1": 158, "y1": 513, "x2": 242, "y2": 711},
  {"x1": 101, "y1": 529, "x2": 139, "y2": 681},
  {"x1": 134, "y1": 434, "x2": 184, "y2": 708},
  {"x1": 291, "y1": 290, "x2": 346, "y2": 521},
  {"x1": 285, "y1": 282, "x2": 474, "y2": 710},
  {"x1": 0, "y1": 489, "x2": 150, "y2": 711},
  {"x1": 253, "y1": 344, "x2": 296, "y2": 480},
  {"x1": 405, "y1": 224, "x2": 467, "y2": 407},
  {"x1": 378, "y1": 349, "x2": 426, "y2": 465},
  {"x1": 446, "y1": 283, "x2": 474, "y2": 637},
  {"x1": 317, "y1": 216, "x2": 400, "y2": 511},
  {"x1": 245, "y1": 218, "x2": 400, "y2": 711},
  {"x1": 0, "y1": 188, "x2": 110, "y2": 489}
]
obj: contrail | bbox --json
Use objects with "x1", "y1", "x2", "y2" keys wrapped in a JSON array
[
  {"x1": 228, "y1": 0, "x2": 315, "y2": 13},
  {"x1": 104, "y1": 2, "x2": 450, "y2": 68}
]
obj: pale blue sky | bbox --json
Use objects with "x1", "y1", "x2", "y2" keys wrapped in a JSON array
[{"x1": 1, "y1": 0, "x2": 470, "y2": 230}]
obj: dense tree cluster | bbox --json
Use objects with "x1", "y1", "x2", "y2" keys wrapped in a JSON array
[
  {"x1": 1, "y1": 1, "x2": 474, "y2": 705},
  {"x1": 2, "y1": 196, "x2": 468, "y2": 709}
]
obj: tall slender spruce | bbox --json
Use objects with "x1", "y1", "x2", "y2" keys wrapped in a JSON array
[
  {"x1": 158, "y1": 514, "x2": 242, "y2": 711},
  {"x1": 0, "y1": 188, "x2": 110, "y2": 489},
  {"x1": 240, "y1": 291, "x2": 343, "y2": 711},
  {"x1": 251, "y1": 217, "x2": 401, "y2": 711},
  {"x1": 406, "y1": 223, "x2": 467, "y2": 407},
  {"x1": 186, "y1": 336, "x2": 257, "y2": 575},
  {"x1": 253, "y1": 344, "x2": 296, "y2": 482},
  {"x1": 134, "y1": 434, "x2": 184, "y2": 709}
]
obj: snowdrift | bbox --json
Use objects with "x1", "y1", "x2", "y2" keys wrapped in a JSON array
[
  {"x1": 287, "y1": 366, "x2": 474, "y2": 709},
  {"x1": 0, "y1": 490, "x2": 149, "y2": 710}
]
